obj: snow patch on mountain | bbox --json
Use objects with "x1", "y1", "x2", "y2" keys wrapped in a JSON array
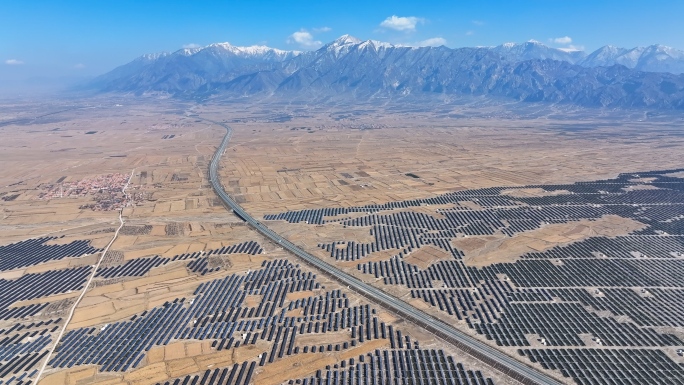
[{"x1": 579, "y1": 44, "x2": 684, "y2": 73}]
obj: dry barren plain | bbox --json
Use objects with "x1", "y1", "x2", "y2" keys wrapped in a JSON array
[{"x1": 0, "y1": 100, "x2": 552, "y2": 385}]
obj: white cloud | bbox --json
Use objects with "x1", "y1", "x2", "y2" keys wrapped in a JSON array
[
  {"x1": 558, "y1": 44, "x2": 585, "y2": 52},
  {"x1": 5, "y1": 59, "x2": 23, "y2": 65},
  {"x1": 313, "y1": 26, "x2": 332, "y2": 33},
  {"x1": 472, "y1": 20, "x2": 485, "y2": 26},
  {"x1": 466, "y1": 30, "x2": 475, "y2": 36},
  {"x1": 74, "y1": 63, "x2": 86, "y2": 69},
  {"x1": 419, "y1": 37, "x2": 447, "y2": 46},
  {"x1": 183, "y1": 43, "x2": 201, "y2": 49},
  {"x1": 553, "y1": 36, "x2": 572, "y2": 44},
  {"x1": 287, "y1": 30, "x2": 322, "y2": 49},
  {"x1": 380, "y1": 15, "x2": 424, "y2": 32},
  {"x1": 549, "y1": 36, "x2": 584, "y2": 52},
  {"x1": 412, "y1": 37, "x2": 447, "y2": 47}
]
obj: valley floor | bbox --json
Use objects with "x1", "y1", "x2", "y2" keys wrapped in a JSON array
[{"x1": 0, "y1": 98, "x2": 682, "y2": 385}]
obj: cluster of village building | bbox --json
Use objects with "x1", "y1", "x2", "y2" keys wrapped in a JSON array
[{"x1": 38, "y1": 173, "x2": 145, "y2": 211}]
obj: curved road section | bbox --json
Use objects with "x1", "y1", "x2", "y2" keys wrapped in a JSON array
[{"x1": 208, "y1": 121, "x2": 564, "y2": 385}]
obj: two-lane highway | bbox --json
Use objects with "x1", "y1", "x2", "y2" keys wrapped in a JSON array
[{"x1": 207, "y1": 120, "x2": 565, "y2": 385}]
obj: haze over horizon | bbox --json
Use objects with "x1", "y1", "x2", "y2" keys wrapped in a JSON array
[{"x1": 2, "y1": 0, "x2": 684, "y2": 92}]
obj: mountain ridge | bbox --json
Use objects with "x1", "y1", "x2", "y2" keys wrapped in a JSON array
[{"x1": 87, "y1": 35, "x2": 684, "y2": 110}]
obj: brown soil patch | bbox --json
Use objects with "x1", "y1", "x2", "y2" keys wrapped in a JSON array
[
  {"x1": 244, "y1": 294, "x2": 263, "y2": 307},
  {"x1": 296, "y1": 331, "x2": 351, "y2": 347},
  {"x1": 403, "y1": 245, "x2": 454, "y2": 269},
  {"x1": 0, "y1": 269, "x2": 25, "y2": 280},
  {"x1": 285, "y1": 290, "x2": 315, "y2": 301},
  {"x1": 255, "y1": 339, "x2": 388, "y2": 385},
  {"x1": 68, "y1": 264, "x2": 197, "y2": 329},
  {"x1": 39, "y1": 366, "x2": 99, "y2": 385},
  {"x1": 62, "y1": 341, "x2": 268, "y2": 385},
  {"x1": 501, "y1": 188, "x2": 571, "y2": 198},
  {"x1": 623, "y1": 184, "x2": 660, "y2": 191},
  {"x1": 270, "y1": 221, "x2": 375, "y2": 245},
  {"x1": 459, "y1": 215, "x2": 646, "y2": 267}
]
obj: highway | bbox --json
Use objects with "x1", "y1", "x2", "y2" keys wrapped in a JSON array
[{"x1": 207, "y1": 120, "x2": 565, "y2": 385}]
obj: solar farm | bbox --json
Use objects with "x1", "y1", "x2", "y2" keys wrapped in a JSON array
[
  {"x1": 0, "y1": 226, "x2": 504, "y2": 385},
  {"x1": 262, "y1": 169, "x2": 684, "y2": 385},
  {"x1": 1, "y1": 101, "x2": 684, "y2": 385},
  {"x1": 0, "y1": 103, "x2": 526, "y2": 385}
]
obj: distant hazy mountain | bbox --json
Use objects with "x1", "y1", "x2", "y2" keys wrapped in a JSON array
[
  {"x1": 488, "y1": 42, "x2": 684, "y2": 75},
  {"x1": 578, "y1": 45, "x2": 684, "y2": 74},
  {"x1": 90, "y1": 43, "x2": 299, "y2": 93},
  {"x1": 490, "y1": 41, "x2": 586, "y2": 64},
  {"x1": 89, "y1": 36, "x2": 684, "y2": 109}
]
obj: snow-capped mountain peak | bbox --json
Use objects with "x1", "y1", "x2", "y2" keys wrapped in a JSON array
[
  {"x1": 332, "y1": 34, "x2": 362, "y2": 46},
  {"x1": 357, "y1": 39, "x2": 395, "y2": 51},
  {"x1": 92, "y1": 35, "x2": 684, "y2": 110},
  {"x1": 578, "y1": 44, "x2": 684, "y2": 73},
  {"x1": 324, "y1": 35, "x2": 366, "y2": 56},
  {"x1": 491, "y1": 40, "x2": 585, "y2": 63},
  {"x1": 138, "y1": 52, "x2": 169, "y2": 61},
  {"x1": 177, "y1": 47, "x2": 202, "y2": 56},
  {"x1": 198, "y1": 42, "x2": 300, "y2": 59}
]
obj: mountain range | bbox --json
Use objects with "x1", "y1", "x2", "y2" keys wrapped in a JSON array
[
  {"x1": 89, "y1": 35, "x2": 684, "y2": 110},
  {"x1": 491, "y1": 40, "x2": 684, "y2": 74}
]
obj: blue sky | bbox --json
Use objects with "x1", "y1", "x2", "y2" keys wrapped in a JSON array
[{"x1": 1, "y1": 0, "x2": 683, "y2": 83}]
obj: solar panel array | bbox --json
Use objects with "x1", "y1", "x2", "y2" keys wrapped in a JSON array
[
  {"x1": 95, "y1": 241, "x2": 264, "y2": 279},
  {"x1": 30, "y1": 257, "x2": 496, "y2": 384},
  {"x1": 550, "y1": 288, "x2": 684, "y2": 327},
  {"x1": 0, "y1": 267, "x2": 92, "y2": 317},
  {"x1": 0, "y1": 323, "x2": 55, "y2": 384},
  {"x1": 0, "y1": 258, "x2": 93, "y2": 384},
  {"x1": 290, "y1": 349, "x2": 494, "y2": 385},
  {"x1": 95, "y1": 255, "x2": 168, "y2": 279},
  {"x1": 518, "y1": 348, "x2": 684, "y2": 385},
  {"x1": 264, "y1": 168, "x2": 684, "y2": 385},
  {"x1": 4, "y1": 167, "x2": 684, "y2": 385},
  {"x1": 0, "y1": 233, "x2": 148, "y2": 384},
  {"x1": 0, "y1": 236, "x2": 101, "y2": 272},
  {"x1": 158, "y1": 361, "x2": 257, "y2": 385}
]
